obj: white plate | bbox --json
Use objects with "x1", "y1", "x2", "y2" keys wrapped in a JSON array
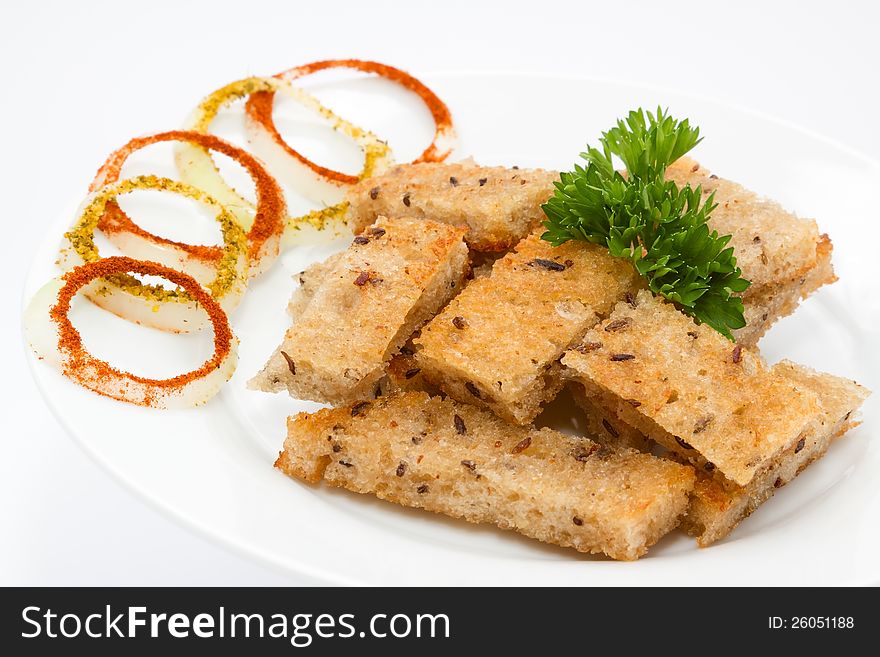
[{"x1": 23, "y1": 72, "x2": 880, "y2": 585}]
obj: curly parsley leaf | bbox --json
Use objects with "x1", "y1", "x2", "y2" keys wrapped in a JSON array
[{"x1": 541, "y1": 107, "x2": 750, "y2": 340}]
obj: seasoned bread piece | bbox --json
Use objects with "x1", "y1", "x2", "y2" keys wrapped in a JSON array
[
  {"x1": 734, "y1": 234, "x2": 834, "y2": 345},
  {"x1": 567, "y1": 381, "x2": 653, "y2": 452},
  {"x1": 250, "y1": 216, "x2": 469, "y2": 404},
  {"x1": 562, "y1": 291, "x2": 827, "y2": 487},
  {"x1": 666, "y1": 157, "x2": 836, "y2": 310},
  {"x1": 346, "y1": 162, "x2": 558, "y2": 252},
  {"x1": 414, "y1": 230, "x2": 642, "y2": 425},
  {"x1": 682, "y1": 362, "x2": 869, "y2": 546},
  {"x1": 277, "y1": 391, "x2": 695, "y2": 561}
]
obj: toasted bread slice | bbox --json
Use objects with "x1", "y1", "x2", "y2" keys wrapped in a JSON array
[
  {"x1": 413, "y1": 230, "x2": 642, "y2": 425},
  {"x1": 346, "y1": 162, "x2": 558, "y2": 252},
  {"x1": 682, "y1": 361, "x2": 868, "y2": 546},
  {"x1": 250, "y1": 216, "x2": 469, "y2": 404},
  {"x1": 277, "y1": 391, "x2": 695, "y2": 560},
  {"x1": 666, "y1": 158, "x2": 836, "y2": 333},
  {"x1": 562, "y1": 291, "x2": 830, "y2": 487}
]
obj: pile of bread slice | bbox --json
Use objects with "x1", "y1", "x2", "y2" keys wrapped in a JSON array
[{"x1": 251, "y1": 158, "x2": 869, "y2": 561}]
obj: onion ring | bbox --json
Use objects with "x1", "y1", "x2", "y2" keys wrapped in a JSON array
[
  {"x1": 60, "y1": 175, "x2": 248, "y2": 333},
  {"x1": 24, "y1": 257, "x2": 238, "y2": 408},
  {"x1": 91, "y1": 130, "x2": 285, "y2": 278},
  {"x1": 245, "y1": 59, "x2": 456, "y2": 175},
  {"x1": 175, "y1": 76, "x2": 393, "y2": 242}
]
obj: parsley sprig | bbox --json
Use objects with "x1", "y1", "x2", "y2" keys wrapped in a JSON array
[{"x1": 541, "y1": 108, "x2": 750, "y2": 340}]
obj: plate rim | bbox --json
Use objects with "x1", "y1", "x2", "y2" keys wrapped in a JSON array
[{"x1": 22, "y1": 70, "x2": 879, "y2": 586}]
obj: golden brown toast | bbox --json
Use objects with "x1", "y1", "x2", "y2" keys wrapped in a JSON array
[
  {"x1": 666, "y1": 157, "x2": 834, "y2": 295},
  {"x1": 563, "y1": 291, "x2": 828, "y2": 487},
  {"x1": 250, "y1": 216, "x2": 468, "y2": 404},
  {"x1": 681, "y1": 361, "x2": 868, "y2": 546},
  {"x1": 277, "y1": 391, "x2": 695, "y2": 560},
  {"x1": 666, "y1": 158, "x2": 836, "y2": 344},
  {"x1": 413, "y1": 230, "x2": 641, "y2": 425},
  {"x1": 346, "y1": 161, "x2": 558, "y2": 252}
]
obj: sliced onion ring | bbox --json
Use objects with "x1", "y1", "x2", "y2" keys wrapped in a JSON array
[
  {"x1": 175, "y1": 76, "x2": 393, "y2": 240},
  {"x1": 24, "y1": 257, "x2": 238, "y2": 408},
  {"x1": 245, "y1": 61, "x2": 455, "y2": 245},
  {"x1": 91, "y1": 130, "x2": 285, "y2": 278},
  {"x1": 60, "y1": 175, "x2": 248, "y2": 333},
  {"x1": 246, "y1": 59, "x2": 455, "y2": 172}
]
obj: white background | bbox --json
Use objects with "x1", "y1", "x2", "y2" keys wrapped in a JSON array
[{"x1": 2, "y1": 0, "x2": 877, "y2": 585}]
